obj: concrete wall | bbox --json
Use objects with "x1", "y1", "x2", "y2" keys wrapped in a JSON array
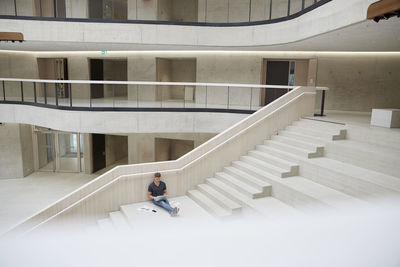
[
  {"x1": 316, "y1": 54, "x2": 400, "y2": 112},
  {"x1": 128, "y1": 132, "x2": 216, "y2": 164},
  {"x1": 0, "y1": 123, "x2": 33, "y2": 179}
]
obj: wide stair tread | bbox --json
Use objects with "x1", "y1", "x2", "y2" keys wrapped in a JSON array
[
  {"x1": 308, "y1": 157, "x2": 400, "y2": 192},
  {"x1": 272, "y1": 134, "x2": 324, "y2": 150},
  {"x1": 227, "y1": 164, "x2": 280, "y2": 186},
  {"x1": 187, "y1": 189, "x2": 231, "y2": 217},
  {"x1": 215, "y1": 172, "x2": 264, "y2": 198},
  {"x1": 295, "y1": 118, "x2": 347, "y2": 131},
  {"x1": 97, "y1": 218, "x2": 115, "y2": 232},
  {"x1": 206, "y1": 178, "x2": 289, "y2": 214},
  {"x1": 109, "y1": 211, "x2": 131, "y2": 231},
  {"x1": 256, "y1": 144, "x2": 303, "y2": 163},
  {"x1": 264, "y1": 139, "x2": 320, "y2": 158},
  {"x1": 197, "y1": 184, "x2": 241, "y2": 212},
  {"x1": 279, "y1": 129, "x2": 327, "y2": 144},
  {"x1": 238, "y1": 156, "x2": 291, "y2": 178},
  {"x1": 286, "y1": 125, "x2": 344, "y2": 140},
  {"x1": 233, "y1": 160, "x2": 367, "y2": 209},
  {"x1": 248, "y1": 149, "x2": 298, "y2": 169}
]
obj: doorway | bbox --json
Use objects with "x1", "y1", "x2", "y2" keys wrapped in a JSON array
[
  {"x1": 92, "y1": 134, "x2": 106, "y2": 173},
  {"x1": 37, "y1": 58, "x2": 69, "y2": 103},
  {"x1": 262, "y1": 59, "x2": 311, "y2": 105},
  {"x1": 36, "y1": 129, "x2": 83, "y2": 173}
]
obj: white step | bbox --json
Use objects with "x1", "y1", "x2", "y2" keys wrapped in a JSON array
[
  {"x1": 264, "y1": 139, "x2": 322, "y2": 158},
  {"x1": 325, "y1": 140, "x2": 400, "y2": 178},
  {"x1": 224, "y1": 165, "x2": 273, "y2": 191},
  {"x1": 239, "y1": 155, "x2": 295, "y2": 178},
  {"x1": 206, "y1": 178, "x2": 296, "y2": 215},
  {"x1": 229, "y1": 161, "x2": 368, "y2": 210},
  {"x1": 285, "y1": 125, "x2": 344, "y2": 141},
  {"x1": 278, "y1": 129, "x2": 327, "y2": 145},
  {"x1": 109, "y1": 211, "x2": 131, "y2": 231},
  {"x1": 187, "y1": 189, "x2": 231, "y2": 217},
  {"x1": 197, "y1": 183, "x2": 242, "y2": 213},
  {"x1": 247, "y1": 149, "x2": 298, "y2": 170},
  {"x1": 97, "y1": 218, "x2": 115, "y2": 232},
  {"x1": 206, "y1": 178, "x2": 259, "y2": 208},
  {"x1": 215, "y1": 172, "x2": 265, "y2": 198},
  {"x1": 301, "y1": 157, "x2": 400, "y2": 200},
  {"x1": 271, "y1": 134, "x2": 325, "y2": 151},
  {"x1": 255, "y1": 144, "x2": 303, "y2": 163},
  {"x1": 294, "y1": 118, "x2": 347, "y2": 136},
  {"x1": 297, "y1": 118, "x2": 346, "y2": 128}
]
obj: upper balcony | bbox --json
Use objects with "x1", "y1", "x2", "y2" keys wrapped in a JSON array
[{"x1": 1, "y1": 0, "x2": 398, "y2": 51}]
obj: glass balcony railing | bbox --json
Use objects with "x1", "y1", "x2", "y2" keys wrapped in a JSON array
[
  {"x1": 0, "y1": 0, "x2": 330, "y2": 25},
  {"x1": 0, "y1": 78, "x2": 302, "y2": 113}
]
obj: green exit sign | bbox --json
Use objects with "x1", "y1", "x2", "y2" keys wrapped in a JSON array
[{"x1": 101, "y1": 51, "x2": 107, "y2": 55}]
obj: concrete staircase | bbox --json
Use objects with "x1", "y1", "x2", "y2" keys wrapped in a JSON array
[
  {"x1": 94, "y1": 118, "x2": 400, "y2": 229},
  {"x1": 185, "y1": 118, "x2": 399, "y2": 218}
]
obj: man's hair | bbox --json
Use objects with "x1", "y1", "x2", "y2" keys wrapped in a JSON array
[{"x1": 154, "y1": 172, "x2": 161, "y2": 178}]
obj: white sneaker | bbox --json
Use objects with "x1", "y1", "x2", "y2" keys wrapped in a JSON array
[{"x1": 171, "y1": 207, "x2": 178, "y2": 217}]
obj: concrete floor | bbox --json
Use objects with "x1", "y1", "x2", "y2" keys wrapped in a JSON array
[{"x1": 0, "y1": 158, "x2": 128, "y2": 235}]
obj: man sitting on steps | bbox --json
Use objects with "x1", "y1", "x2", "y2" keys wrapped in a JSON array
[{"x1": 148, "y1": 172, "x2": 179, "y2": 216}]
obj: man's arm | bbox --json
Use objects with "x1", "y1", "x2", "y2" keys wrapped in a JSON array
[{"x1": 148, "y1": 191, "x2": 155, "y2": 200}]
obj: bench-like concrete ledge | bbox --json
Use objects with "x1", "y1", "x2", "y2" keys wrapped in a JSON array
[{"x1": 371, "y1": 109, "x2": 400, "y2": 128}]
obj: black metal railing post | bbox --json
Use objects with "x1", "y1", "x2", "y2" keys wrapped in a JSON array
[
  {"x1": 55, "y1": 83, "x2": 59, "y2": 106},
  {"x1": 249, "y1": 0, "x2": 252, "y2": 22},
  {"x1": 288, "y1": 0, "x2": 291, "y2": 16},
  {"x1": 2, "y1": 81, "x2": 6, "y2": 101},
  {"x1": 69, "y1": 84, "x2": 72, "y2": 107},
  {"x1": 44, "y1": 83, "x2": 47, "y2": 104},
  {"x1": 14, "y1": 0, "x2": 17, "y2": 16},
  {"x1": 20, "y1": 81, "x2": 24, "y2": 102},
  {"x1": 302, "y1": 0, "x2": 305, "y2": 10},
  {"x1": 205, "y1": 86, "x2": 208, "y2": 108},
  {"x1": 320, "y1": 90, "x2": 325, "y2": 116},
  {"x1": 249, "y1": 87, "x2": 253, "y2": 110},
  {"x1": 34, "y1": 82, "x2": 37, "y2": 103},
  {"x1": 227, "y1": 86, "x2": 230, "y2": 109}
]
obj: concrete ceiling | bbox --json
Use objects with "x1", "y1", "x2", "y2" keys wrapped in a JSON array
[{"x1": 0, "y1": 18, "x2": 399, "y2": 52}]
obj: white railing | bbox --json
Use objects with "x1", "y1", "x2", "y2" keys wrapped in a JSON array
[{"x1": 4, "y1": 85, "x2": 321, "y2": 236}]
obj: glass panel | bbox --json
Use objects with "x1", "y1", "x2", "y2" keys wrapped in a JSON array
[
  {"x1": 80, "y1": 133, "x2": 84, "y2": 172},
  {"x1": 71, "y1": 83, "x2": 90, "y2": 108},
  {"x1": 289, "y1": 61, "x2": 295, "y2": 86},
  {"x1": 206, "y1": 86, "x2": 229, "y2": 109},
  {"x1": 160, "y1": 85, "x2": 185, "y2": 108},
  {"x1": 16, "y1": 0, "x2": 35, "y2": 16},
  {"x1": 228, "y1": 86, "x2": 252, "y2": 110},
  {"x1": 58, "y1": 133, "x2": 79, "y2": 172},
  {"x1": 38, "y1": 132, "x2": 56, "y2": 171},
  {"x1": 228, "y1": 0, "x2": 250, "y2": 23},
  {"x1": 57, "y1": 83, "x2": 71, "y2": 107},
  {"x1": 4, "y1": 81, "x2": 20, "y2": 101},
  {"x1": 250, "y1": 0, "x2": 271, "y2": 21},
  {"x1": 22, "y1": 82, "x2": 35, "y2": 103},
  {"x1": 290, "y1": 0, "x2": 302, "y2": 15},
  {"x1": 138, "y1": 84, "x2": 159, "y2": 108},
  {"x1": 271, "y1": 0, "x2": 288, "y2": 19},
  {"x1": 0, "y1": 0, "x2": 15, "y2": 15},
  {"x1": 304, "y1": 0, "x2": 315, "y2": 9},
  {"x1": 112, "y1": 83, "x2": 129, "y2": 108},
  {"x1": 0, "y1": 81, "x2": 4, "y2": 101}
]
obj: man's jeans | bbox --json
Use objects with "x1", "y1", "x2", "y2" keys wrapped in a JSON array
[{"x1": 153, "y1": 199, "x2": 173, "y2": 213}]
